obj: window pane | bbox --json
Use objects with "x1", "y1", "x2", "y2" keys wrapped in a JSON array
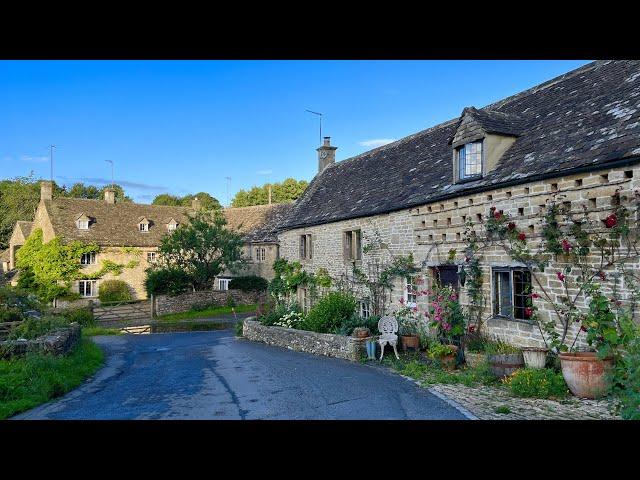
[
  {"x1": 513, "y1": 269, "x2": 532, "y2": 320},
  {"x1": 494, "y1": 271, "x2": 512, "y2": 316}
]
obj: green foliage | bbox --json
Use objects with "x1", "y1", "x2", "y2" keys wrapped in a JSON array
[
  {"x1": 494, "y1": 405, "x2": 511, "y2": 414},
  {"x1": 485, "y1": 340, "x2": 521, "y2": 355},
  {"x1": 399, "y1": 360, "x2": 428, "y2": 379},
  {"x1": 229, "y1": 275, "x2": 268, "y2": 292},
  {"x1": 258, "y1": 303, "x2": 300, "y2": 327},
  {"x1": 225, "y1": 294, "x2": 236, "y2": 307},
  {"x1": 610, "y1": 319, "x2": 640, "y2": 419},
  {"x1": 98, "y1": 280, "x2": 132, "y2": 303},
  {"x1": 302, "y1": 292, "x2": 358, "y2": 333},
  {"x1": 152, "y1": 192, "x2": 221, "y2": 210},
  {"x1": 268, "y1": 259, "x2": 330, "y2": 306},
  {"x1": 235, "y1": 320, "x2": 244, "y2": 337},
  {"x1": 82, "y1": 326, "x2": 121, "y2": 336},
  {"x1": 335, "y1": 315, "x2": 380, "y2": 336},
  {"x1": 463, "y1": 332, "x2": 490, "y2": 353},
  {"x1": 426, "y1": 283, "x2": 465, "y2": 341},
  {"x1": 504, "y1": 368, "x2": 569, "y2": 399},
  {"x1": 0, "y1": 175, "x2": 43, "y2": 250},
  {"x1": 231, "y1": 178, "x2": 309, "y2": 207},
  {"x1": 427, "y1": 343, "x2": 457, "y2": 359},
  {"x1": 62, "y1": 307, "x2": 94, "y2": 326},
  {"x1": 0, "y1": 339, "x2": 104, "y2": 419},
  {"x1": 65, "y1": 183, "x2": 131, "y2": 203},
  {"x1": 0, "y1": 286, "x2": 42, "y2": 323},
  {"x1": 7, "y1": 315, "x2": 71, "y2": 340},
  {"x1": 151, "y1": 209, "x2": 244, "y2": 291},
  {"x1": 144, "y1": 268, "x2": 192, "y2": 296},
  {"x1": 157, "y1": 304, "x2": 257, "y2": 322}
]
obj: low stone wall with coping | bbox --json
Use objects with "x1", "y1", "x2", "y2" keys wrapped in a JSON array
[
  {"x1": 0, "y1": 322, "x2": 81, "y2": 358},
  {"x1": 153, "y1": 289, "x2": 267, "y2": 317},
  {"x1": 242, "y1": 319, "x2": 369, "y2": 362}
]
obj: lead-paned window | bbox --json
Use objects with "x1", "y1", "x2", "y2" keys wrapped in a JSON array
[
  {"x1": 343, "y1": 230, "x2": 362, "y2": 261},
  {"x1": 457, "y1": 141, "x2": 483, "y2": 180},
  {"x1": 78, "y1": 280, "x2": 97, "y2": 297},
  {"x1": 80, "y1": 252, "x2": 96, "y2": 265},
  {"x1": 299, "y1": 234, "x2": 313, "y2": 260},
  {"x1": 492, "y1": 267, "x2": 531, "y2": 320}
]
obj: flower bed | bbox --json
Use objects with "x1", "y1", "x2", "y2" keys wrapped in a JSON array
[{"x1": 242, "y1": 319, "x2": 369, "y2": 362}]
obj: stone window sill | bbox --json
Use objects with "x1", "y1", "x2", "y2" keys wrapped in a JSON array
[{"x1": 489, "y1": 315, "x2": 535, "y2": 326}]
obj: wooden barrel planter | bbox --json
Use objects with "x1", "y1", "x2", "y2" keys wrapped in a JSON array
[
  {"x1": 464, "y1": 349, "x2": 486, "y2": 368},
  {"x1": 488, "y1": 352, "x2": 524, "y2": 378},
  {"x1": 401, "y1": 335, "x2": 420, "y2": 352}
]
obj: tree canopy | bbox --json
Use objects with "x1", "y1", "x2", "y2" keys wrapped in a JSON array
[
  {"x1": 231, "y1": 178, "x2": 308, "y2": 207},
  {"x1": 148, "y1": 209, "x2": 245, "y2": 292},
  {"x1": 64, "y1": 182, "x2": 131, "y2": 203},
  {"x1": 152, "y1": 192, "x2": 221, "y2": 210}
]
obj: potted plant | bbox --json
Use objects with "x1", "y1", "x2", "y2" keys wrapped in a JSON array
[
  {"x1": 352, "y1": 327, "x2": 371, "y2": 339},
  {"x1": 462, "y1": 326, "x2": 487, "y2": 368},
  {"x1": 427, "y1": 343, "x2": 459, "y2": 370},
  {"x1": 522, "y1": 347, "x2": 549, "y2": 369},
  {"x1": 395, "y1": 303, "x2": 421, "y2": 352},
  {"x1": 558, "y1": 288, "x2": 617, "y2": 398},
  {"x1": 485, "y1": 340, "x2": 524, "y2": 378}
]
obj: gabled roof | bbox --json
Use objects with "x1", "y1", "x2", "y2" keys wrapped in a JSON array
[
  {"x1": 16, "y1": 221, "x2": 33, "y2": 239},
  {"x1": 222, "y1": 203, "x2": 294, "y2": 243},
  {"x1": 283, "y1": 60, "x2": 640, "y2": 229},
  {"x1": 450, "y1": 107, "x2": 527, "y2": 144},
  {"x1": 43, "y1": 198, "x2": 192, "y2": 247},
  {"x1": 0, "y1": 249, "x2": 9, "y2": 262}
]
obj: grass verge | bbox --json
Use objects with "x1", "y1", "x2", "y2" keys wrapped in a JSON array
[
  {"x1": 0, "y1": 338, "x2": 104, "y2": 419},
  {"x1": 82, "y1": 326, "x2": 122, "y2": 336},
  {"x1": 156, "y1": 304, "x2": 257, "y2": 322}
]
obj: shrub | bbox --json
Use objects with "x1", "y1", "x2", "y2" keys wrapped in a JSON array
[
  {"x1": 0, "y1": 286, "x2": 42, "y2": 323},
  {"x1": 62, "y1": 307, "x2": 94, "y2": 327},
  {"x1": 302, "y1": 292, "x2": 357, "y2": 333},
  {"x1": 335, "y1": 315, "x2": 380, "y2": 336},
  {"x1": 258, "y1": 304, "x2": 296, "y2": 326},
  {"x1": 235, "y1": 320, "x2": 244, "y2": 337},
  {"x1": 485, "y1": 339, "x2": 521, "y2": 355},
  {"x1": 98, "y1": 280, "x2": 132, "y2": 303},
  {"x1": 7, "y1": 315, "x2": 70, "y2": 341},
  {"x1": 427, "y1": 343, "x2": 457, "y2": 359},
  {"x1": 225, "y1": 293, "x2": 236, "y2": 308},
  {"x1": 612, "y1": 331, "x2": 640, "y2": 420},
  {"x1": 503, "y1": 368, "x2": 569, "y2": 399},
  {"x1": 144, "y1": 268, "x2": 192, "y2": 296},
  {"x1": 229, "y1": 275, "x2": 268, "y2": 292}
]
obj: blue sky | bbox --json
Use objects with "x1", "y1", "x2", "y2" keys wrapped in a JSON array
[{"x1": 0, "y1": 60, "x2": 590, "y2": 204}]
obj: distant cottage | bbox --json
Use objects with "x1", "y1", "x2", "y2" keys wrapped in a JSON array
[
  {"x1": 275, "y1": 60, "x2": 640, "y2": 348},
  {"x1": 6, "y1": 182, "x2": 289, "y2": 301}
]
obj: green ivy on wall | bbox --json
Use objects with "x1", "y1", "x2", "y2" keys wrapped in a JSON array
[{"x1": 16, "y1": 228, "x2": 139, "y2": 301}]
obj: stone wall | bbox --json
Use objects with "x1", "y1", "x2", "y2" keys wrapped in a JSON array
[
  {"x1": 0, "y1": 322, "x2": 81, "y2": 358},
  {"x1": 278, "y1": 164, "x2": 640, "y2": 350},
  {"x1": 242, "y1": 319, "x2": 367, "y2": 362},
  {"x1": 154, "y1": 289, "x2": 267, "y2": 317}
]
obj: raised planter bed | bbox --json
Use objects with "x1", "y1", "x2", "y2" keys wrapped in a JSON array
[
  {"x1": 242, "y1": 319, "x2": 367, "y2": 362},
  {"x1": 0, "y1": 322, "x2": 81, "y2": 359}
]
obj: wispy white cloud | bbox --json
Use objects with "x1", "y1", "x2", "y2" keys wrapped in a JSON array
[
  {"x1": 20, "y1": 155, "x2": 49, "y2": 163},
  {"x1": 256, "y1": 169, "x2": 273, "y2": 175},
  {"x1": 359, "y1": 139, "x2": 396, "y2": 148}
]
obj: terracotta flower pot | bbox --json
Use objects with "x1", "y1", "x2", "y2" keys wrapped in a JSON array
[
  {"x1": 353, "y1": 327, "x2": 370, "y2": 339},
  {"x1": 464, "y1": 349, "x2": 486, "y2": 368},
  {"x1": 559, "y1": 352, "x2": 613, "y2": 399},
  {"x1": 401, "y1": 335, "x2": 420, "y2": 352},
  {"x1": 522, "y1": 347, "x2": 549, "y2": 369},
  {"x1": 438, "y1": 345, "x2": 459, "y2": 370},
  {"x1": 488, "y1": 353, "x2": 524, "y2": 378}
]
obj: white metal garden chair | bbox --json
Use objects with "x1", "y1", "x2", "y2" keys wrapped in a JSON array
[{"x1": 378, "y1": 316, "x2": 400, "y2": 361}]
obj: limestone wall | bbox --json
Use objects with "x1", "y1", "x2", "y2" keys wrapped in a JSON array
[{"x1": 154, "y1": 289, "x2": 266, "y2": 317}]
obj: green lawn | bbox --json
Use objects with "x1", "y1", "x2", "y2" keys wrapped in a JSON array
[
  {"x1": 82, "y1": 326, "x2": 122, "y2": 336},
  {"x1": 157, "y1": 304, "x2": 257, "y2": 322},
  {"x1": 0, "y1": 338, "x2": 104, "y2": 419}
]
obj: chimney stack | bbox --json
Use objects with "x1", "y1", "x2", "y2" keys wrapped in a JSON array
[
  {"x1": 192, "y1": 196, "x2": 201, "y2": 211},
  {"x1": 268, "y1": 184, "x2": 272, "y2": 205},
  {"x1": 40, "y1": 181, "x2": 53, "y2": 201},
  {"x1": 317, "y1": 136, "x2": 337, "y2": 174},
  {"x1": 104, "y1": 188, "x2": 116, "y2": 204}
]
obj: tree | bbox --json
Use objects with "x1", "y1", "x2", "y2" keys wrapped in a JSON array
[
  {"x1": 231, "y1": 178, "x2": 308, "y2": 207},
  {"x1": 64, "y1": 182, "x2": 132, "y2": 202},
  {"x1": 152, "y1": 192, "x2": 221, "y2": 210},
  {"x1": 152, "y1": 210, "x2": 245, "y2": 291}
]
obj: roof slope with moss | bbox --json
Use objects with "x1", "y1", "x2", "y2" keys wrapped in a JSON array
[{"x1": 283, "y1": 60, "x2": 640, "y2": 229}]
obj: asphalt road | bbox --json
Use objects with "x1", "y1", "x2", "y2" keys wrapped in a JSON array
[{"x1": 15, "y1": 331, "x2": 468, "y2": 420}]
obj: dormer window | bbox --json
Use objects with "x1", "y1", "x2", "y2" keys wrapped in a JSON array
[
  {"x1": 167, "y1": 219, "x2": 179, "y2": 232},
  {"x1": 457, "y1": 141, "x2": 483, "y2": 180},
  {"x1": 139, "y1": 222, "x2": 149, "y2": 232},
  {"x1": 76, "y1": 214, "x2": 90, "y2": 230}
]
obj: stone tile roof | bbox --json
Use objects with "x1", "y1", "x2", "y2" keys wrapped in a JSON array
[
  {"x1": 284, "y1": 60, "x2": 640, "y2": 229},
  {"x1": 0, "y1": 249, "x2": 9, "y2": 262},
  {"x1": 43, "y1": 198, "x2": 192, "y2": 247},
  {"x1": 16, "y1": 221, "x2": 33, "y2": 239},
  {"x1": 223, "y1": 203, "x2": 294, "y2": 243}
]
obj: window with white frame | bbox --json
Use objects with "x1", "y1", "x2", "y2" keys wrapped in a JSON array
[
  {"x1": 139, "y1": 222, "x2": 149, "y2": 232},
  {"x1": 80, "y1": 252, "x2": 96, "y2": 265},
  {"x1": 457, "y1": 140, "x2": 483, "y2": 180},
  {"x1": 147, "y1": 252, "x2": 157, "y2": 263},
  {"x1": 255, "y1": 246, "x2": 266, "y2": 262},
  {"x1": 167, "y1": 222, "x2": 178, "y2": 232},
  {"x1": 359, "y1": 298, "x2": 371, "y2": 319},
  {"x1": 404, "y1": 276, "x2": 418, "y2": 307},
  {"x1": 76, "y1": 219, "x2": 89, "y2": 230},
  {"x1": 78, "y1": 280, "x2": 97, "y2": 298},
  {"x1": 218, "y1": 278, "x2": 231, "y2": 291},
  {"x1": 492, "y1": 267, "x2": 532, "y2": 321}
]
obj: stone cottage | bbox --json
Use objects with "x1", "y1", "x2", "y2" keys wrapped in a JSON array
[
  {"x1": 7, "y1": 182, "x2": 291, "y2": 301},
  {"x1": 276, "y1": 60, "x2": 640, "y2": 348}
]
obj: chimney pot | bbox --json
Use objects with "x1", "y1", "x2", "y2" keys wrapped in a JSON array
[
  {"x1": 323, "y1": 136, "x2": 331, "y2": 146},
  {"x1": 40, "y1": 181, "x2": 53, "y2": 201},
  {"x1": 104, "y1": 188, "x2": 116, "y2": 204},
  {"x1": 192, "y1": 197, "x2": 201, "y2": 210}
]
